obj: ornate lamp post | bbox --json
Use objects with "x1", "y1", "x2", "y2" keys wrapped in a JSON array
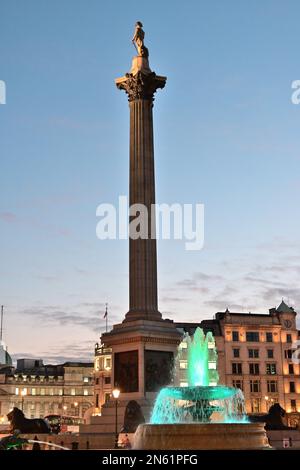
[
  {"x1": 21, "y1": 389, "x2": 27, "y2": 413},
  {"x1": 112, "y1": 388, "x2": 120, "y2": 449}
]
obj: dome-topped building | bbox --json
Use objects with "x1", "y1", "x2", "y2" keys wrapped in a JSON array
[{"x1": 0, "y1": 340, "x2": 13, "y2": 367}]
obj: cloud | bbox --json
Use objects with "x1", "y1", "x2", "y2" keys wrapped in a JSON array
[
  {"x1": 12, "y1": 341, "x2": 95, "y2": 364},
  {"x1": 21, "y1": 303, "x2": 121, "y2": 333}
]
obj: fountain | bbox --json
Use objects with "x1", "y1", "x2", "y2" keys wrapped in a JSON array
[{"x1": 134, "y1": 327, "x2": 270, "y2": 450}]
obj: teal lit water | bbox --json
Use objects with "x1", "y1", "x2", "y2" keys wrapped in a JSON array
[{"x1": 150, "y1": 327, "x2": 249, "y2": 424}]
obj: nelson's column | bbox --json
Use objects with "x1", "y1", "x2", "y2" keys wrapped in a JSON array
[{"x1": 81, "y1": 23, "x2": 180, "y2": 438}]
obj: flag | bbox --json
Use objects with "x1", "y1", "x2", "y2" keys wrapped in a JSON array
[{"x1": 103, "y1": 305, "x2": 108, "y2": 318}]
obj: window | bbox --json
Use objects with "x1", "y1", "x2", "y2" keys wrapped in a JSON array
[
  {"x1": 267, "y1": 349, "x2": 274, "y2": 359},
  {"x1": 104, "y1": 376, "x2": 111, "y2": 384},
  {"x1": 84, "y1": 389, "x2": 88, "y2": 396},
  {"x1": 105, "y1": 358, "x2": 111, "y2": 369},
  {"x1": 95, "y1": 378, "x2": 99, "y2": 385},
  {"x1": 266, "y1": 332, "x2": 273, "y2": 343},
  {"x1": 266, "y1": 363, "x2": 277, "y2": 375},
  {"x1": 208, "y1": 362, "x2": 216, "y2": 370},
  {"x1": 15, "y1": 387, "x2": 19, "y2": 395},
  {"x1": 104, "y1": 393, "x2": 110, "y2": 403},
  {"x1": 180, "y1": 361, "x2": 188, "y2": 369},
  {"x1": 251, "y1": 398, "x2": 261, "y2": 413},
  {"x1": 233, "y1": 348, "x2": 240, "y2": 358},
  {"x1": 58, "y1": 389, "x2": 63, "y2": 396},
  {"x1": 287, "y1": 334, "x2": 292, "y2": 343},
  {"x1": 232, "y1": 363, "x2": 242, "y2": 375},
  {"x1": 289, "y1": 364, "x2": 294, "y2": 375},
  {"x1": 83, "y1": 377, "x2": 89, "y2": 383},
  {"x1": 180, "y1": 382, "x2": 188, "y2": 387},
  {"x1": 95, "y1": 394, "x2": 99, "y2": 408},
  {"x1": 249, "y1": 363, "x2": 260, "y2": 375},
  {"x1": 250, "y1": 380, "x2": 261, "y2": 393},
  {"x1": 246, "y1": 332, "x2": 260, "y2": 342},
  {"x1": 290, "y1": 382, "x2": 295, "y2": 393},
  {"x1": 248, "y1": 349, "x2": 259, "y2": 358},
  {"x1": 40, "y1": 388, "x2": 45, "y2": 396},
  {"x1": 232, "y1": 380, "x2": 243, "y2": 391},
  {"x1": 71, "y1": 388, "x2": 76, "y2": 396},
  {"x1": 232, "y1": 331, "x2": 239, "y2": 342},
  {"x1": 267, "y1": 380, "x2": 278, "y2": 393},
  {"x1": 31, "y1": 388, "x2": 36, "y2": 396},
  {"x1": 291, "y1": 399, "x2": 297, "y2": 412},
  {"x1": 285, "y1": 350, "x2": 293, "y2": 359}
]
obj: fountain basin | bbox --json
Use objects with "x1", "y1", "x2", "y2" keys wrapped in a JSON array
[{"x1": 133, "y1": 423, "x2": 271, "y2": 450}]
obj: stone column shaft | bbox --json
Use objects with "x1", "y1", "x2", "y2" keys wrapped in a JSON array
[
  {"x1": 129, "y1": 99, "x2": 159, "y2": 318},
  {"x1": 116, "y1": 58, "x2": 166, "y2": 322}
]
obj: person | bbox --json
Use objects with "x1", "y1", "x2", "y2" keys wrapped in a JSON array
[{"x1": 132, "y1": 22, "x2": 148, "y2": 58}]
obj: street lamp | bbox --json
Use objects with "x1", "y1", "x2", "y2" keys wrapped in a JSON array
[
  {"x1": 112, "y1": 388, "x2": 120, "y2": 449},
  {"x1": 265, "y1": 395, "x2": 269, "y2": 412},
  {"x1": 15, "y1": 388, "x2": 27, "y2": 413},
  {"x1": 21, "y1": 389, "x2": 27, "y2": 413}
]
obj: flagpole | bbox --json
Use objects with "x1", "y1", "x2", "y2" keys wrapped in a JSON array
[{"x1": 105, "y1": 303, "x2": 108, "y2": 333}]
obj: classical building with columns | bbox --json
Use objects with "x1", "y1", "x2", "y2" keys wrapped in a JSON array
[{"x1": 0, "y1": 359, "x2": 94, "y2": 425}]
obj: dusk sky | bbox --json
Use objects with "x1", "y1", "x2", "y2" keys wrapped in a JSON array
[{"x1": 1, "y1": 0, "x2": 300, "y2": 363}]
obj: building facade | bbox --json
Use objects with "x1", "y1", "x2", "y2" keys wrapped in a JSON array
[
  {"x1": 93, "y1": 342, "x2": 112, "y2": 415},
  {"x1": 215, "y1": 301, "x2": 300, "y2": 420},
  {"x1": 0, "y1": 359, "x2": 94, "y2": 425},
  {"x1": 92, "y1": 301, "x2": 300, "y2": 426}
]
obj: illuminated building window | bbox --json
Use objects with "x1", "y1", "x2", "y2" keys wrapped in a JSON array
[
  {"x1": 208, "y1": 362, "x2": 216, "y2": 370},
  {"x1": 83, "y1": 377, "x2": 89, "y2": 383},
  {"x1": 105, "y1": 358, "x2": 111, "y2": 369},
  {"x1": 266, "y1": 363, "x2": 277, "y2": 375},
  {"x1": 15, "y1": 387, "x2": 19, "y2": 395},
  {"x1": 40, "y1": 388, "x2": 45, "y2": 395},
  {"x1": 31, "y1": 388, "x2": 36, "y2": 396},
  {"x1": 180, "y1": 361, "x2": 188, "y2": 369},
  {"x1": 251, "y1": 398, "x2": 261, "y2": 413},
  {"x1": 266, "y1": 332, "x2": 273, "y2": 343},
  {"x1": 71, "y1": 388, "x2": 76, "y2": 396},
  {"x1": 58, "y1": 389, "x2": 63, "y2": 396},
  {"x1": 180, "y1": 382, "x2": 188, "y2": 387},
  {"x1": 84, "y1": 389, "x2": 88, "y2": 396}
]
